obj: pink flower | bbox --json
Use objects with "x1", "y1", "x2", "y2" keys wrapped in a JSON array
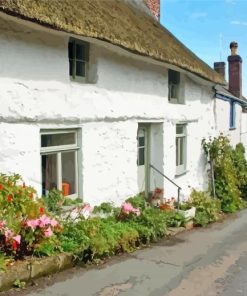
[
  {"x1": 133, "y1": 208, "x2": 141, "y2": 216},
  {"x1": 0, "y1": 220, "x2": 6, "y2": 230},
  {"x1": 50, "y1": 219, "x2": 58, "y2": 227},
  {"x1": 5, "y1": 229, "x2": 13, "y2": 239},
  {"x1": 122, "y1": 202, "x2": 134, "y2": 214},
  {"x1": 26, "y1": 219, "x2": 39, "y2": 231},
  {"x1": 44, "y1": 227, "x2": 53, "y2": 238},
  {"x1": 13, "y1": 235, "x2": 21, "y2": 244},
  {"x1": 38, "y1": 215, "x2": 51, "y2": 228}
]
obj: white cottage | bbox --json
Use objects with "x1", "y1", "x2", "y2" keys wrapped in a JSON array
[{"x1": 0, "y1": 0, "x2": 246, "y2": 205}]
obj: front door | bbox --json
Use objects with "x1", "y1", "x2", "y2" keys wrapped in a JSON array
[{"x1": 137, "y1": 125, "x2": 149, "y2": 196}]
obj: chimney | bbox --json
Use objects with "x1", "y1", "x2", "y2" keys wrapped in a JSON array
[
  {"x1": 214, "y1": 62, "x2": 226, "y2": 79},
  {"x1": 228, "y1": 41, "x2": 242, "y2": 98},
  {"x1": 145, "y1": 0, "x2": 160, "y2": 21}
]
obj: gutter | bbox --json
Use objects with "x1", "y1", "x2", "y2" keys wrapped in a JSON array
[{"x1": 213, "y1": 86, "x2": 247, "y2": 106}]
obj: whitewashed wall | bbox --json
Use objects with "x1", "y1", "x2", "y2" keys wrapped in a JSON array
[
  {"x1": 215, "y1": 99, "x2": 242, "y2": 147},
  {"x1": 0, "y1": 14, "x2": 244, "y2": 205}
]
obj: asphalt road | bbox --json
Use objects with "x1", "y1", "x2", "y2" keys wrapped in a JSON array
[{"x1": 3, "y1": 209, "x2": 247, "y2": 296}]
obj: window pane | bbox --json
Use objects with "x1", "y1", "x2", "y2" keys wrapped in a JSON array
[
  {"x1": 176, "y1": 125, "x2": 184, "y2": 134},
  {"x1": 180, "y1": 137, "x2": 184, "y2": 165},
  {"x1": 69, "y1": 59, "x2": 73, "y2": 76},
  {"x1": 42, "y1": 154, "x2": 57, "y2": 195},
  {"x1": 76, "y1": 61, "x2": 86, "y2": 77},
  {"x1": 62, "y1": 151, "x2": 76, "y2": 196},
  {"x1": 176, "y1": 138, "x2": 179, "y2": 166},
  {"x1": 76, "y1": 43, "x2": 86, "y2": 60},
  {"x1": 68, "y1": 42, "x2": 74, "y2": 59},
  {"x1": 138, "y1": 136, "x2": 145, "y2": 147},
  {"x1": 41, "y1": 133, "x2": 76, "y2": 147},
  {"x1": 169, "y1": 69, "x2": 180, "y2": 84},
  {"x1": 138, "y1": 147, "x2": 145, "y2": 166}
]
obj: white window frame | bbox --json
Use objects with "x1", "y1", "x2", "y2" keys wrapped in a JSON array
[
  {"x1": 175, "y1": 124, "x2": 187, "y2": 176},
  {"x1": 40, "y1": 129, "x2": 79, "y2": 198}
]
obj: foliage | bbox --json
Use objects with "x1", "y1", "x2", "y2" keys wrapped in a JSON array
[
  {"x1": 164, "y1": 211, "x2": 186, "y2": 227},
  {"x1": 190, "y1": 189, "x2": 221, "y2": 227},
  {"x1": 93, "y1": 202, "x2": 115, "y2": 214},
  {"x1": 0, "y1": 253, "x2": 6, "y2": 272},
  {"x1": 231, "y1": 143, "x2": 247, "y2": 199},
  {"x1": 42, "y1": 189, "x2": 64, "y2": 214},
  {"x1": 136, "y1": 208, "x2": 167, "y2": 240},
  {"x1": 202, "y1": 135, "x2": 245, "y2": 213},
  {"x1": 0, "y1": 174, "x2": 60, "y2": 259},
  {"x1": 63, "y1": 197, "x2": 83, "y2": 206},
  {"x1": 13, "y1": 279, "x2": 26, "y2": 289},
  {"x1": 126, "y1": 194, "x2": 147, "y2": 211}
]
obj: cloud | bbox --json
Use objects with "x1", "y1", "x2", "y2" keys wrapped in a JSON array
[
  {"x1": 190, "y1": 12, "x2": 208, "y2": 20},
  {"x1": 225, "y1": 0, "x2": 236, "y2": 4},
  {"x1": 231, "y1": 20, "x2": 247, "y2": 26}
]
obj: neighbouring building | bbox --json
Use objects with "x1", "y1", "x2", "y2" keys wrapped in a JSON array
[{"x1": 0, "y1": 0, "x2": 246, "y2": 205}]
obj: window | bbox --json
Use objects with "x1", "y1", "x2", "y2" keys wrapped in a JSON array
[
  {"x1": 176, "y1": 124, "x2": 186, "y2": 175},
  {"x1": 168, "y1": 69, "x2": 180, "y2": 103},
  {"x1": 229, "y1": 101, "x2": 236, "y2": 129},
  {"x1": 41, "y1": 130, "x2": 79, "y2": 197},
  {"x1": 137, "y1": 128, "x2": 146, "y2": 166},
  {"x1": 68, "y1": 38, "x2": 89, "y2": 82}
]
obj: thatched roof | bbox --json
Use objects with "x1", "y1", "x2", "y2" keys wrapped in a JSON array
[{"x1": 0, "y1": 0, "x2": 225, "y2": 84}]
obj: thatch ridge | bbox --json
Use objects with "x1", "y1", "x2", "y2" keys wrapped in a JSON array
[{"x1": 0, "y1": 0, "x2": 225, "y2": 84}]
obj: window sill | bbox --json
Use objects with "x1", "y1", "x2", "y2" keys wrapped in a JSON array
[
  {"x1": 175, "y1": 170, "x2": 189, "y2": 177},
  {"x1": 229, "y1": 127, "x2": 236, "y2": 131},
  {"x1": 168, "y1": 99, "x2": 185, "y2": 105}
]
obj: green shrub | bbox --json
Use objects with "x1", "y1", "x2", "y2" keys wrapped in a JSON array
[
  {"x1": 231, "y1": 143, "x2": 247, "y2": 199},
  {"x1": 190, "y1": 189, "x2": 221, "y2": 227},
  {"x1": 63, "y1": 197, "x2": 83, "y2": 206},
  {"x1": 42, "y1": 189, "x2": 64, "y2": 214},
  {"x1": 202, "y1": 135, "x2": 245, "y2": 213},
  {"x1": 164, "y1": 211, "x2": 186, "y2": 227},
  {"x1": 93, "y1": 202, "x2": 115, "y2": 214},
  {"x1": 136, "y1": 208, "x2": 167, "y2": 240},
  {"x1": 125, "y1": 194, "x2": 147, "y2": 211}
]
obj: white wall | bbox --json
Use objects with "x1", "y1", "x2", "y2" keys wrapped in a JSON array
[
  {"x1": 81, "y1": 121, "x2": 138, "y2": 205},
  {"x1": 215, "y1": 99, "x2": 242, "y2": 147},
  {"x1": 0, "y1": 15, "x2": 244, "y2": 205}
]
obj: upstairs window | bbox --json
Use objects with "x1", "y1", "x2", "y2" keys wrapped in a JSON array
[
  {"x1": 69, "y1": 39, "x2": 89, "y2": 82},
  {"x1": 229, "y1": 101, "x2": 236, "y2": 129},
  {"x1": 168, "y1": 69, "x2": 181, "y2": 104}
]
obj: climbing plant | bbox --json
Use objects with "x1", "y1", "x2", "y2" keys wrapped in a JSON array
[{"x1": 202, "y1": 135, "x2": 245, "y2": 213}]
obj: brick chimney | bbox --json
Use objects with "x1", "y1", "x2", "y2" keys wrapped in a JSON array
[
  {"x1": 214, "y1": 62, "x2": 226, "y2": 79},
  {"x1": 145, "y1": 0, "x2": 160, "y2": 21},
  {"x1": 228, "y1": 41, "x2": 242, "y2": 98}
]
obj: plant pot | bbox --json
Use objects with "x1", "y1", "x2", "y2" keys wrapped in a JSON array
[{"x1": 178, "y1": 206, "x2": 196, "y2": 221}]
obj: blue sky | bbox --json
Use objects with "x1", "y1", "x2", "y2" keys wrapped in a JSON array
[{"x1": 160, "y1": 0, "x2": 247, "y2": 95}]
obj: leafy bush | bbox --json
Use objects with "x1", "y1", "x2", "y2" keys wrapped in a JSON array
[
  {"x1": 202, "y1": 135, "x2": 245, "y2": 213},
  {"x1": 136, "y1": 208, "x2": 167, "y2": 240},
  {"x1": 125, "y1": 194, "x2": 147, "y2": 211},
  {"x1": 0, "y1": 174, "x2": 60, "y2": 259},
  {"x1": 63, "y1": 197, "x2": 83, "y2": 206},
  {"x1": 93, "y1": 202, "x2": 115, "y2": 214},
  {"x1": 231, "y1": 143, "x2": 247, "y2": 199},
  {"x1": 42, "y1": 189, "x2": 64, "y2": 214},
  {"x1": 190, "y1": 189, "x2": 221, "y2": 227}
]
